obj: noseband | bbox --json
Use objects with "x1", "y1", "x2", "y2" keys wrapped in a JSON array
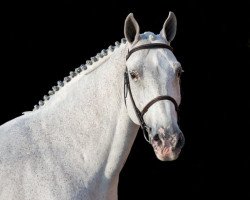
[{"x1": 124, "y1": 43, "x2": 179, "y2": 143}]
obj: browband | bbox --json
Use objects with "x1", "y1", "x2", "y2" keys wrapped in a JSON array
[{"x1": 126, "y1": 43, "x2": 173, "y2": 60}]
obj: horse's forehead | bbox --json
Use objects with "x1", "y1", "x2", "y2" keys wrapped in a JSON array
[
  {"x1": 149, "y1": 49, "x2": 177, "y2": 64},
  {"x1": 133, "y1": 32, "x2": 176, "y2": 65},
  {"x1": 128, "y1": 32, "x2": 178, "y2": 74},
  {"x1": 146, "y1": 48, "x2": 178, "y2": 73}
]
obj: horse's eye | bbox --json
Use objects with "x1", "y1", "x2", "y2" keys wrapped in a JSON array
[
  {"x1": 176, "y1": 68, "x2": 184, "y2": 78},
  {"x1": 130, "y1": 70, "x2": 139, "y2": 81}
]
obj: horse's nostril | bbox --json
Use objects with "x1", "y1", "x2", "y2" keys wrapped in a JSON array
[
  {"x1": 175, "y1": 135, "x2": 184, "y2": 149},
  {"x1": 153, "y1": 134, "x2": 160, "y2": 141}
]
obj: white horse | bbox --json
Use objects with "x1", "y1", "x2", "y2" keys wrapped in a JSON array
[{"x1": 0, "y1": 12, "x2": 184, "y2": 200}]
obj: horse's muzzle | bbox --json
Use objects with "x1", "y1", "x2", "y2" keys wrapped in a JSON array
[{"x1": 151, "y1": 129, "x2": 185, "y2": 161}]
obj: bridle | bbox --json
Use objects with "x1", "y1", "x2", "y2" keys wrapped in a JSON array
[{"x1": 124, "y1": 43, "x2": 179, "y2": 143}]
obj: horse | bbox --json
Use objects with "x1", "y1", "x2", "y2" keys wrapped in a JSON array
[{"x1": 0, "y1": 12, "x2": 184, "y2": 200}]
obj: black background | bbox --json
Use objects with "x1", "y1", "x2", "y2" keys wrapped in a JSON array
[{"x1": 1, "y1": 0, "x2": 250, "y2": 199}]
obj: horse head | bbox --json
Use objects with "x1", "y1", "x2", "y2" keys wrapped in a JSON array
[{"x1": 124, "y1": 12, "x2": 185, "y2": 161}]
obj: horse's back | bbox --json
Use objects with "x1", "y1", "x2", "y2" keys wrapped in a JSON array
[
  {"x1": 0, "y1": 115, "x2": 33, "y2": 169},
  {"x1": 0, "y1": 115, "x2": 38, "y2": 199},
  {"x1": 0, "y1": 115, "x2": 57, "y2": 200}
]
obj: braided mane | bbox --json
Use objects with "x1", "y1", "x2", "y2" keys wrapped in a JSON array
[{"x1": 32, "y1": 38, "x2": 127, "y2": 111}]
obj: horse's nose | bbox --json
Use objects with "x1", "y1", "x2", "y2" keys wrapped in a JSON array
[
  {"x1": 175, "y1": 132, "x2": 185, "y2": 149},
  {"x1": 153, "y1": 133, "x2": 161, "y2": 141},
  {"x1": 153, "y1": 127, "x2": 185, "y2": 149}
]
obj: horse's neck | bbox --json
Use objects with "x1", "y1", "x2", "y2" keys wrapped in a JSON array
[{"x1": 30, "y1": 43, "x2": 139, "y2": 192}]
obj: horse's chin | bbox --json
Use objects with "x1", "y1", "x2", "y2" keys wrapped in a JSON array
[{"x1": 153, "y1": 146, "x2": 181, "y2": 161}]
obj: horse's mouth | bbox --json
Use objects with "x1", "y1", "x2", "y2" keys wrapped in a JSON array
[{"x1": 152, "y1": 144, "x2": 181, "y2": 161}]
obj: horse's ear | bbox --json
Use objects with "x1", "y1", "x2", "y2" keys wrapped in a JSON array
[
  {"x1": 160, "y1": 11, "x2": 177, "y2": 43},
  {"x1": 124, "y1": 13, "x2": 140, "y2": 44}
]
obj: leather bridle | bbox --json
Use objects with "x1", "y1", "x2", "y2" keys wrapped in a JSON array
[{"x1": 124, "y1": 43, "x2": 179, "y2": 143}]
